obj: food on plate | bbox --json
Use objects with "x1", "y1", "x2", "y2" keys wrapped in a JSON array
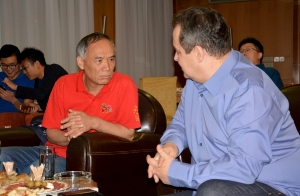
[
  {"x1": 0, "y1": 188, "x2": 6, "y2": 195},
  {"x1": 1, "y1": 181, "x2": 68, "y2": 196},
  {"x1": 0, "y1": 172, "x2": 6, "y2": 179},
  {"x1": 0, "y1": 172, "x2": 30, "y2": 187}
]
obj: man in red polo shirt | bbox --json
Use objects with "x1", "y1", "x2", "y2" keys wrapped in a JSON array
[{"x1": 0, "y1": 33, "x2": 141, "y2": 175}]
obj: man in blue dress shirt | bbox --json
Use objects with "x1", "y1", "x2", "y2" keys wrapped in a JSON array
[
  {"x1": 147, "y1": 6, "x2": 300, "y2": 196},
  {"x1": 238, "y1": 37, "x2": 284, "y2": 89}
]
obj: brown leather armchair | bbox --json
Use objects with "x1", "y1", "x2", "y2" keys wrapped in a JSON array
[
  {"x1": 66, "y1": 89, "x2": 172, "y2": 196},
  {"x1": 0, "y1": 127, "x2": 40, "y2": 147},
  {"x1": 280, "y1": 84, "x2": 300, "y2": 134}
]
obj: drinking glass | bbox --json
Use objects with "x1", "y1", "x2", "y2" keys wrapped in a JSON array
[
  {"x1": 3, "y1": 161, "x2": 16, "y2": 176},
  {"x1": 39, "y1": 146, "x2": 55, "y2": 180}
]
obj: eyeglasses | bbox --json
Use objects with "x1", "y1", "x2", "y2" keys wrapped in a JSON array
[
  {"x1": 21, "y1": 64, "x2": 30, "y2": 71},
  {"x1": 240, "y1": 47, "x2": 260, "y2": 54},
  {"x1": 0, "y1": 62, "x2": 18, "y2": 69}
]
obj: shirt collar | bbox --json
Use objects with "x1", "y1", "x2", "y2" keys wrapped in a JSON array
[
  {"x1": 194, "y1": 49, "x2": 239, "y2": 96},
  {"x1": 76, "y1": 70, "x2": 115, "y2": 94},
  {"x1": 76, "y1": 70, "x2": 86, "y2": 92}
]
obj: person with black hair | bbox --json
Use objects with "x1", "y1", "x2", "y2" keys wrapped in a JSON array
[
  {"x1": 238, "y1": 37, "x2": 284, "y2": 89},
  {"x1": 3, "y1": 47, "x2": 68, "y2": 112},
  {"x1": 0, "y1": 44, "x2": 34, "y2": 113}
]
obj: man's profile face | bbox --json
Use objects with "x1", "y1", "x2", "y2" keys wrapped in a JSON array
[
  {"x1": 78, "y1": 39, "x2": 116, "y2": 88},
  {"x1": 0, "y1": 55, "x2": 21, "y2": 80},
  {"x1": 20, "y1": 59, "x2": 38, "y2": 80},
  {"x1": 172, "y1": 25, "x2": 199, "y2": 81}
]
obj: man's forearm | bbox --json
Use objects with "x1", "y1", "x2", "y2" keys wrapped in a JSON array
[
  {"x1": 46, "y1": 129, "x2": 69, "y2": 146},
  {"x1": 91, "y1": 117, "x2": 135, "y2": 141},
  {"x1": 10, "y1": 97, "x2": 22, "y2": 111}
]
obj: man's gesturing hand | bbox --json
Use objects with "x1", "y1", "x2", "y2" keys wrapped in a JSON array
[{"x1": 147, "y1": 144, "x2": 176, "y2": 185}]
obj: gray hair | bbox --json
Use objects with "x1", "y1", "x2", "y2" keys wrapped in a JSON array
[
  {"x1": 172, "y1": 6, "x2": 231, "y2": 58},
  {"x1": 76, "y1": 32, "x2": 116, "y2": 59}
]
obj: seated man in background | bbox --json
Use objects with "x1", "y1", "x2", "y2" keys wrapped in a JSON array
[
  {"x1": 2, "y1": 47, "x2": 68, "y2": 113},
  {"x1": 0, "y1": 44, "x2": 34, "y2": 113},
  {"x1": 147, "y1": 6, "x2": 300, "y2": 196},
  {"x1": 238, "y1": 37, "x2": 284, "y2": 89},
  {"x1": 0, "y1": 32, "x2": 141, "y2": 175}
]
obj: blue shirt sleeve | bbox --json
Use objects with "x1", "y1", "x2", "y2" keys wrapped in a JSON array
[{"x1": 161, "y1": 84, "x2": 296, "y2": 190}]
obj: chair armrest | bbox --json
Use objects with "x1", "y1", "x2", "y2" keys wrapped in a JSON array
[
  {"x1": 0, "y1": 112, "x2": 26, "y2": 128},
  {"x1": 66, "y1": 132, "x2": 161, "y2": 196},
  {"x1": 0, "y1": 127, "x2": 40, "y2": 147}
]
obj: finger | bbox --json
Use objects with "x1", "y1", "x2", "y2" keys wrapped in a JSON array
[
  {"x1": 64, "y1": 125, "x2": 80, "y2": 135},
  {"x1": 156, "y1": 144, "x2": 169, "y2": 159},
  {"x1": 146, "y1": 154, "x2": 159, "y2": 167},
  {"x1": 154, "y1": 174, "x2": 159, "y2": 183},
  {"x1": 68, "y1": 109, "x2": 80, "y2": 116},
  {"x1": 65, "y1": 126, "x2": 84, "y2": 138},
  {"x1": 147, "y1": 165, "x2": 154, "y2": 178},
  {"x1": 61, "y1": 116, "x2": 71, "y2": 125},
  {"x1": 61, "y1": 114, "x2": 79, "y2": 125},
  {"x1": 154, "y1": 152, "x2": 160, "y2": 161},
  {"x1": 157, "y1": 145, "x2": 170, "y2": 167}
]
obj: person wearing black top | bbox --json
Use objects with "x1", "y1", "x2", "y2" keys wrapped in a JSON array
[{"x1": 3, "y1": 47, "x2": 68, "y2": 112}]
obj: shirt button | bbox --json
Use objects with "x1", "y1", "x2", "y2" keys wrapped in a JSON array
[
  {"x1": 199, "y1": 143, "x2": 202, "y2": 146},
  {"x1": 200, "y1": 94, "x2": 203, "y2": 97}
]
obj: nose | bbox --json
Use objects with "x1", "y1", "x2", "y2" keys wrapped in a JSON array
[
  {"x1": 174, "y1": 52, "x2": 178, "y2": 61},
  {"x1": 240, "y1": 49, "x2": 247, "y2": 55},
  {"x1": 102, "y1": 59, "x2": 110, "y2": 71}
]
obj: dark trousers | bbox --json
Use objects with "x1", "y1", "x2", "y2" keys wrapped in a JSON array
[{"x1": 164, "y1": 180, "x2": 286, "y2": 196}]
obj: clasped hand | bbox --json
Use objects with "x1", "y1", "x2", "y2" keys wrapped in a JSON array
[
  {"x1": 146, "y1": 142, "x2": 178, "y2": 185},
  {"x1": 60, "y1": 109, "x2": 93, "y2": 140}
]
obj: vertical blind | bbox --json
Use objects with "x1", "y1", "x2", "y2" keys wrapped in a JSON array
[
  {"x1": 1, "y1": 0, "x2": 174, "y2": 87},
  {"x1": 0, "y1": 0, "x2": 94, "y2": 73},
  {"x1": 115, "y1": 0, "x2": 174, "y2": 86}
]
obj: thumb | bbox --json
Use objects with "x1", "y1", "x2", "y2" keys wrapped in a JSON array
[{"x1": 156, "y1": 145, "x2": 168, "y2": 158}]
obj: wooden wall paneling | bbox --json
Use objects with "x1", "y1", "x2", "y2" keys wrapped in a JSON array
[
  {"x1": 173, "y1": 0, "x2": 296, "y2": 84},
  {"x1": 292, "y1": 0, "x2": 299, "y2": 84},
  {"x1": 94, "y1": 0, "x2": 115, "y2": 42},
  {"x1": 274, "y1": 1, "x2": 296, "y2": 84}
]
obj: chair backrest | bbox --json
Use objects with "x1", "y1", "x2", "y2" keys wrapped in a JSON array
[
  {"x1": 136, "y1": 89, "x2": 166, "y2": 134},
  {"x1": 140, "y1": 76, "x2": 177, "y2": 125},
  {"x1": 280, "y1": 84, "x2": 300, "y2": 134},
  {"x1": 0, "y1": 112, "x2": 26, "y2": 128}
]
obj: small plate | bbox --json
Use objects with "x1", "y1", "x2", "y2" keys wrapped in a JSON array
[{"x1": 1, "y1": 180, "x2": 69, "y2": 195}]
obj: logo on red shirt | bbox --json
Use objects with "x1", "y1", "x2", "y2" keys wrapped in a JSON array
[
  {"x1": 133, "y1": 106, "x2": 140, "y2": 121},
  {"x1": 102, "y1": 103, "x2": 112, "y2": 113}
]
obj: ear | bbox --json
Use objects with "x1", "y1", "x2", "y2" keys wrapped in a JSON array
[
  {"x1": 77, "y1": 56, "x2": 84, "y2": 70},
  {"x1": 194, "y1": 45, "x2": 205, "y2": 63},
  {"x1": 34, "y1": 60, "x2": 41, "y2": 67},
  {"x1": 258, "y1": 52, "x2": 263, "y2": 60}
]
